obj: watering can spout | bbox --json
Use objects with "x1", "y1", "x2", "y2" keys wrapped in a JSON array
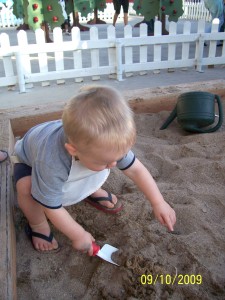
[{"x1": 160, "y1": 107, "x2": 177, "y2": 130}]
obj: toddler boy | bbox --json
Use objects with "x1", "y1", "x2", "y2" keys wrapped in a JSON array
[{"x1": 14, "y1": 85, "x2": 176, "y2": 254}]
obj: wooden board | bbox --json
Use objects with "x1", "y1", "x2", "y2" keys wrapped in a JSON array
[
  {"x1": 0, "y1": 118, "x2": 17, "y2": 300},
  {"x1": 0, "y1": 79, "x2": 224, "y2": 300}
]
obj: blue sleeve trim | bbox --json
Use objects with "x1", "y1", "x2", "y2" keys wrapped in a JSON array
[
  {"x1": 32, "y1": 195, "x2": 62, "y2": 209},
  {"x1": 119, "y1": 156, "x2": 136, "y2": 171}
]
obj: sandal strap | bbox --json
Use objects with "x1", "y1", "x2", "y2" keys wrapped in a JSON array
[
  {"x1": 88, "y1": 192, "x2": 112, "y2": 203},
  {"x1": 25, "y1": 224, "x2": 54, "y2": 243},
  {"x1": 31, "y1": 231, "x2": 54, "y2": 243},
  {"x1": 0, "y1": 150, "x2": 8, "y2": 162}
]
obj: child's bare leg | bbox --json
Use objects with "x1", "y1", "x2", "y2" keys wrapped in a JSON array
[
  {"x1": 16, "y1": 176, "x2": 58, "y2": 251},
  {"x1": 124, "y1": 13, "x2": 128, "y2": 26},
  {"x1": 113, "y1": 13, "x2": 119, "y2": 26}
]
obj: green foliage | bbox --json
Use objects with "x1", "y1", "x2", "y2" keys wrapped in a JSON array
[
  {"x1": 65, "y1": 0, "x2": 92, "y2": 18},
  {"x1": 64, "y1": 0, "x2": 74, "y2": 15},
  {"x1": 42, "y1": 0, "x2": 65, "y2": 28},
  {"x1": 27, "y1": 0, "x2": 44, "y2": 30},
  {"x1": 133, "y1": 0, "x2": 184, "y2": 22},
  {"x1": 133, "y1": 0, "x2": 159, "y2": 20},
  {"x1": 13, "y1": 0, "x2": 28, "y2": 21},
  {"x1": 27, "y1": 0, "x2": 65, "y2": 30},
  {"x1": 161, "y1": 0, "x2": 183, "y2": 22},
  {"x1": 90, "y1": 0, "x2": 106, "y2": 12},
  {"x1": 13, "y1": 0, "x2": 107, "y2": 27},
  {"x1": 73, "y1": 0, "x2": 92, "y2": 18}
]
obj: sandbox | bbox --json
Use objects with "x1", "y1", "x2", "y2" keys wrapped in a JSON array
[{"x1": 1, "y1": 79, "x2": 225, "y2": 299}]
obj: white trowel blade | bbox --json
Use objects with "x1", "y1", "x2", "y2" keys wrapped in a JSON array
[{"x1": 97, "y1": 244, "x2": 119, "y2": 266}]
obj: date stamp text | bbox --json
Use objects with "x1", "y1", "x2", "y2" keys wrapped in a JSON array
[{"x1": 140, "y1": 274, "x2": 202, "y2": 285}]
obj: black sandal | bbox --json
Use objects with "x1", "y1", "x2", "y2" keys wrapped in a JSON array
[
  {"x1": 85, "y1": 192, "x2": 123, "y2": 214},
  {"x1": 25, "y1": 223, "x2": 61, "y2": 253},
  {"x1": 0, "y1": 150, "x2": 8, "y2": 163}
]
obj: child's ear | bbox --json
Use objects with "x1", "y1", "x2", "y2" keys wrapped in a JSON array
[{"x1": 65, "y1": 143, "x2": 77, "y2": 156}]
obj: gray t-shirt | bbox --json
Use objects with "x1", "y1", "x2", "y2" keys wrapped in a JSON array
[{"x1": 15, "y1": 120, "x2": 135, "y2": 208}]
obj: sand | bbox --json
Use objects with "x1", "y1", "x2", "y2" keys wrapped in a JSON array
[{"x1": 15, "y1": 103, "x2": 225, "y2": 299}]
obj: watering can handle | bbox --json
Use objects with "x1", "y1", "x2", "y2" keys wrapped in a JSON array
[
  {"x1": 207, "y1": 95, "x2": 223, "y2": 132},
  {"x1": 186, "y1": 95, "x2": 223, "y2": 133}
]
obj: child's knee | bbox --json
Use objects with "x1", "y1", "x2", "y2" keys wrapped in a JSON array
[{"x1": 16, "y1": 176, "x2": 31, "y2": 196}]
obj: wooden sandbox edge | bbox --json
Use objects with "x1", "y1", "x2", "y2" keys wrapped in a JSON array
[{"x1": 0, "y1": 118, "x2": 17, "y2": 300}]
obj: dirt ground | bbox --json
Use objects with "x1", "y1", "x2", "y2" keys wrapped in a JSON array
[{"x1": 15, "y1": 100, "x2": 225, "y2": 299}]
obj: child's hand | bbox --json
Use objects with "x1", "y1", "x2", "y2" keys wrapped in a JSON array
[
  {"x1": 72, "y1": 230, "x2": 95, "y2": 256},
  {"x1": 152, "y1": 201, "x2": 176, "y2": 231}
]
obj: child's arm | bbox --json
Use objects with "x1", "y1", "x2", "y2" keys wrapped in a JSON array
[
  {"x1": 43, "y1": 206, "x2": 95, "y2": 255},
  {"x1": 122, "y1": 158, "x2": 176, "y2": 231}
]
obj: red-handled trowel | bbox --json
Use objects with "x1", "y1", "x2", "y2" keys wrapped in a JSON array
[{"x1": 92, "y1": 242, "x2": 119, "y2": 266}]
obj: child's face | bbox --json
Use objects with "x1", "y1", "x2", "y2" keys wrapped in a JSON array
[
  {"x1": 75, "y1": 146, "x2": 128, "y2": 171},
  {"x1": 65, "y1": 141, "x2": 129, "y2": 171}
]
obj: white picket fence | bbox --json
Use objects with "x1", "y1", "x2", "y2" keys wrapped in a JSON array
[
  {"x1": 0, "y1": 19, "x2": 224, "y2": 92},
  {"x1": 0, "y1": 1, "x2": 212, "y2": 28},
  {"x1": 182, "y1": 0, "x2": 211, "y2": 22}
]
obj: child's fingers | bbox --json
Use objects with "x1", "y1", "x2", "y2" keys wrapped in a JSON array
[
  {"x1": 88, "y1": 247, "x2": 93, "y2": 256},
  {"x1": 166, "y1": 212, "x2": 176, "y2": 231},
  {"x1": 87, "y1": 235, "x2": 95, "y2": 256},
  {"x1": 158, "y1": 215, "x2": 166, "y2": 226},
  {"x1": 160, "y1": 214, "x2": 175, "y2": 232},
  {"x1": 161, "y1": 215, "x2": 173, "y2": 231},
  {"x1": 82, "y1": 243, "x2": 93, "y2": 256},
  {"x1": 166, "y1": 219, "x2": 174, "y2": 232}
]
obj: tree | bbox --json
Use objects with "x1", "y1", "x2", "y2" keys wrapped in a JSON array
[
  {"x1": 65, "y1": 0, "x2": 92, "y2": 31},
  {"x1": 13, "y1": 0, "x2": 108, "y2": 33},
  {"x1": 13, "y1": 0, "x2": 65, "y2": 41},
  {"x1": 13, "y1": 0, "x2": 29, "y2": 30},
  {"x1": 27, "y1": 0, "x2": 65, "y2": 30},
  {"x1": 133, "y1": 0, "x2": 184, "y2": 34},
  {"x1": 87, "y1": 0, "x2": 107, "y2": 25}
]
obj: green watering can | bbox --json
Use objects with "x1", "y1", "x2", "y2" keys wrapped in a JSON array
[{"x1": 160, "y1": 91, "x2": 223, "y2": 133}]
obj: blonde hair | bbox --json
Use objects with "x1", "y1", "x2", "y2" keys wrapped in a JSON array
[{"x1": 62, "y1": 85, "x2": 136, "y2": 152}]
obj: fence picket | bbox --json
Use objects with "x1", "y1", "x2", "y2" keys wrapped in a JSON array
[
  {"x1": 181, "y1": 21, "x2": 191, "y2": 70},
  {"x1": 35, "y1": 29, "x2": 48, "y2": 74},
  {"x1": 139, "y1": 23, "x2": 148, "y2": 75},
  {"x1": 208, "y1": 19, "x2": 219, "y2": 56},
  {"x1": 0, "y1": 32, "x2": 16, "y2": 87},
  {"x1": 17, "y1": 30, "x2": 31, "y2": 76},
  {"x1": 53, "y1": 27, "x2": 64, "y2": 77},
  {"x1": 153, "y1": 20, "x2": 162, "y2": 74},
  {"x1": 71, "y1": 27, "x2": 83, "y2": 83},
  {"x1": 107, "y1": 25, "x2": 116, "y2": 78},
  {"x1": 168, "y1": 22, "x2": 177, "y2": 72},
  {"x1": 195, "y1": 18, "x2": 205, "y2": 69},
  {"x1": 0, "y1": 33, "x2": 13, "y2": 77},
  {"x1": 35, "y1": 29, "x2": 49, "y2": 87},
  {"x1": 124, "y1": 24, "x2": 133, "y2": 77},
  {"x1": 90, "y1": 27, "x2": 100, "y2": 80}
]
